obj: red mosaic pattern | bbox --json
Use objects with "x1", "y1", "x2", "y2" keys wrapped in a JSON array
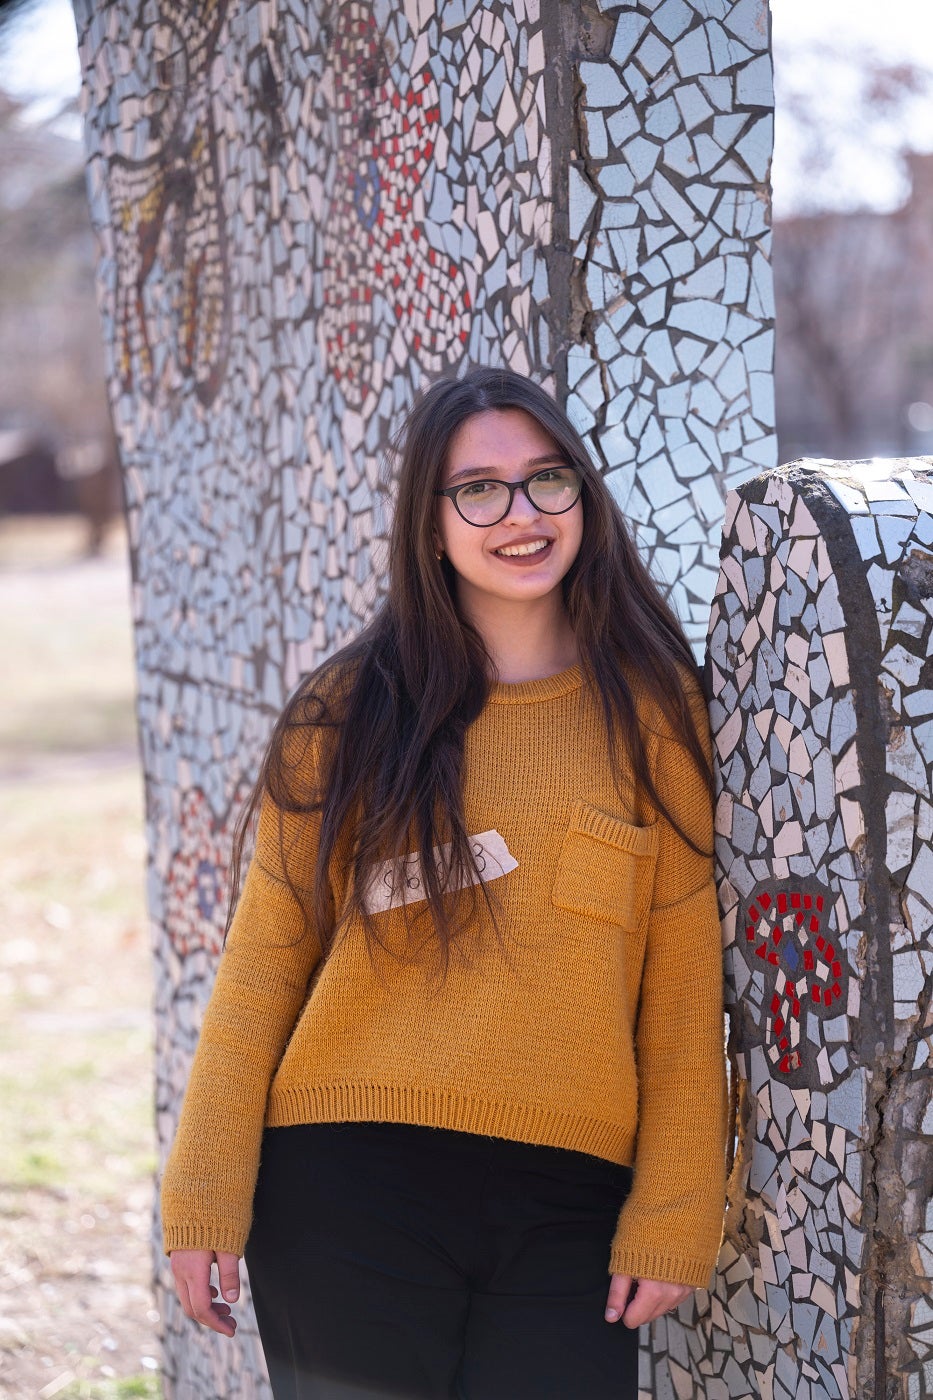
[
  {"x1": 164, "y1": 787, "x2": 241, "y2": 957},
  {"x1": 745, "y1": 888, "x2": 843, "y2": 1074},
  {"x1": 322, "y1": 2, "x2": 469, "y2": 403}
]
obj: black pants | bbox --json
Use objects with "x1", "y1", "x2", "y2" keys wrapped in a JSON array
[{"x1": 244, "y1": 1121, "x2": 638, "y2": 1400}]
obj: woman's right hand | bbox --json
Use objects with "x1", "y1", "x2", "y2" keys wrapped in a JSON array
[{"x1": 170, "y1": 1248, "x2": 241, "y2": 1337}]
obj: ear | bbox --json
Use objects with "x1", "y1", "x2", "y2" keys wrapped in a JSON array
[{"x1": 432, "y1": 530, "x2": 444, "y2": 560}]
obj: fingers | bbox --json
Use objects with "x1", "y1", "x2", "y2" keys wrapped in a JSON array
[
  {"x1": 170, "y1": 1249, "x2": 240, "y2": 1337},
  {"x1": 619, "y1": 1277, "x2": 693, "y2": 1329},
  {"x1": 216, "y1": 1250, "x2": 241, "y2": 1303},
  {"x1": 604, "y1": 1274, "x2": 634, "y2": 1323}
]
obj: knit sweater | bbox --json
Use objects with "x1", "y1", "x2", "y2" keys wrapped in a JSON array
[{"x1": 161, "y1": 664, "x2": 728, "y2": 1286}]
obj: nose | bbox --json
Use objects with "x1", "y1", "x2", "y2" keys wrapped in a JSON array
[{"x1": 503, "y1": 482, "x2": 542, "y2": 523}]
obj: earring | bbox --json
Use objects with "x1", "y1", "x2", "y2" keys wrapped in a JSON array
[{"x1": 435, "y1": 549, "x2": 443, "y2": 561}]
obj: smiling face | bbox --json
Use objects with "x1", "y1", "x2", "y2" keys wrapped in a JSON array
[{"x1": 434, "y1": 408, "x2": 584, "y2": 619}]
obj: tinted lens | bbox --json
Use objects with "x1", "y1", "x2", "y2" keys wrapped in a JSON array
[
  {"x1": 455, "y1": 480, "x2": 512, "y2": 524},
  {"x1": 527, "y1": 467, "x2": 581, "y2": 514}
]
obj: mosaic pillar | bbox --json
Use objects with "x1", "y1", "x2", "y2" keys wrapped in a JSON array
[
  {"x1": 71, "y1": 0, "x2": 774, "y2": 1393},
  {"x1": 644, "y1": 460, "x2": 932, "y2": 1399}
]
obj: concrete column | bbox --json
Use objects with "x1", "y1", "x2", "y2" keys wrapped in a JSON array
[{"x1": 644, "y1": 459, "x2": 932, "y2": 1399}]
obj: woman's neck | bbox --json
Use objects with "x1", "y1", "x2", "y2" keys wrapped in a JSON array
[{"x1": 459, "y1": 592, "x2": 580, "y2": 684}]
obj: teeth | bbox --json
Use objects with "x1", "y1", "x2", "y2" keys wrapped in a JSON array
[{"x1": 495, "y1": 540, "x2": 550, "y2": 557}]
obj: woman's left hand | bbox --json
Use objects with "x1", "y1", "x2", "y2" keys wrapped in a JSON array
[{"x1": 604, "y1": 1273, "x2": 693, "y2": 1327}]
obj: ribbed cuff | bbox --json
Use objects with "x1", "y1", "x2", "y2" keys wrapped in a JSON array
[
  {"x1": 162, "y1": 1221, "x2": 249, "y2": 1258},
  {"x1": 608, "y1": 1245, "x2": 716, "y2": 1289}
]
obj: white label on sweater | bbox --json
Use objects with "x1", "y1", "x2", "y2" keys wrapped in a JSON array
[{"x1": 362, "y1": 830, "x2": 518, "y2": 914}]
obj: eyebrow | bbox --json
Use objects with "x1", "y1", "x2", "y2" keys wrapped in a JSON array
[{"x1": 445, "y1": 453, "x2": 570, "y2": 486}]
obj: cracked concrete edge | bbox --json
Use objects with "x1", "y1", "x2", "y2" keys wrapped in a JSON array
[
  {"x1": 801, "y1": 467, "x2": 889, "y2": 1397},
  {"x1": 865, "y1": 985, "x2": 933, "y2": 1399},
  {"x1": 539, "y1": 1, "x2": 575, "y2": 405},
  {"x1": 540, "y1": 1, "x2": 614, "y2": 437},
  {"x1": 801, "y1": 464, "x2": 933, "y2": 1399}
]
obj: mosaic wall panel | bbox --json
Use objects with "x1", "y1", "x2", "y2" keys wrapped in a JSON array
[
  {"x1": 567, "y1": 0, "x2": 776, "y2": 652},
  {"x1": 638, "y1": 460, "x2": 932, "y2": 1399},
  {"x1": 71, "y1": 0, "x2": 775, "y2": 1393}
]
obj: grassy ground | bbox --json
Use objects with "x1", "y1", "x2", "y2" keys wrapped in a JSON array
[{"x1": 0, "y1": 517, "x2": 161, "y2": 1399}]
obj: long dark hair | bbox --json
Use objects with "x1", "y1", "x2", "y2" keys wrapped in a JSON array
[{"x1": 228, "y1": 367, "x2": 711, "y2": 977}]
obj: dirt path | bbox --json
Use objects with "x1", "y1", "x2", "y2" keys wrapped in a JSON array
[{"x1": 0, "y1": 519, "x2": 162, "y2": 1400}]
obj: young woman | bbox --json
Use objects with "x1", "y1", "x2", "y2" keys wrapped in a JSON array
[{"x1": 162, "y1": 367, "x2": 728, "y2": 1399}]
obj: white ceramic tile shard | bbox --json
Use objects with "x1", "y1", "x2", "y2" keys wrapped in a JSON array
[{"x1": 695, "y1": 458, "x2": 933, "y2": 1400}]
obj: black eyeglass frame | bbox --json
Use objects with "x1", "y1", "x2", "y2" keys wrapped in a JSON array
[{"x1": 434, "y1": 466, "x2": 583, "y2": 527}]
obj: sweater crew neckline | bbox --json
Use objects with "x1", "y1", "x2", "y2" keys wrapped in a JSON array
[{"x1": 487, "y1": 664, "x2": 584, "y2": 704}]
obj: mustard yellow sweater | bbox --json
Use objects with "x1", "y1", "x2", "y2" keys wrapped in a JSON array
[{"x1": 161, "y1": 665, "x2": 728, "y2": 1286}]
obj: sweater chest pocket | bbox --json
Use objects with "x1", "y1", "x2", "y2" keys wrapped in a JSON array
[{"x1": 551, "y1": 800, "x2": 658, "y2": 933}]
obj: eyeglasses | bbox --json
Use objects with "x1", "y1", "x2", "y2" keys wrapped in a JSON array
[{"x1": 434, "y1": 466, "x2": 582, "y2": 527}]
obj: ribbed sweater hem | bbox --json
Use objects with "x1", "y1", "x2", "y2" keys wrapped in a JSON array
[{"x1": 264, "y1": 1082, "x2": 636, "y2": 1165}]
